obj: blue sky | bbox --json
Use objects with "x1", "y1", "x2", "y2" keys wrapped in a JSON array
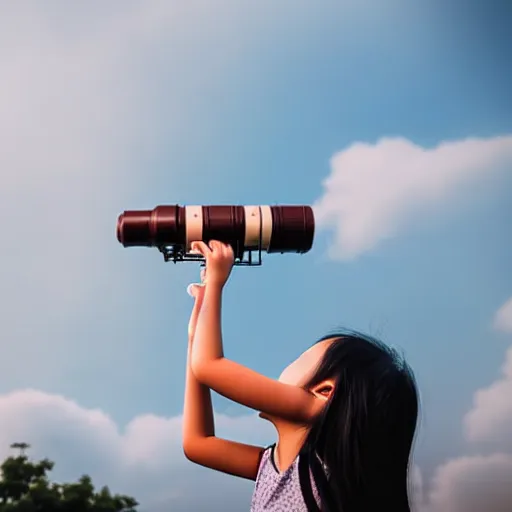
[{"x1": 0, "y1": 1, "x2": 511, "y2": 511}]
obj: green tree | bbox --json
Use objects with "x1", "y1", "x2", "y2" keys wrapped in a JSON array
[{"x1": 0, "y1": 443, "x2": 138, "y2": 512}]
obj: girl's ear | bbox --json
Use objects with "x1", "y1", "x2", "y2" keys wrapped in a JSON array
[{"x1": 309, "y1": 379, "x2": 335, "y2": 402}]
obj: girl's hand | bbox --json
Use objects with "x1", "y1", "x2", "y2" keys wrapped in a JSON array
[{"x1": 190, "y1": 241, "x2": 234, "y2": 289}]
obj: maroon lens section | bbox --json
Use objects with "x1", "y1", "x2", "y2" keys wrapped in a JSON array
[
  {"x1": 202, "y1": 206, "x2": 245, "y2": 259},
  {"x1": 117, "y1": 205, "x2": 185, "y2": 247},
  {"x1": 267, "y1": 206, "x2": 315, "y2": 253}
]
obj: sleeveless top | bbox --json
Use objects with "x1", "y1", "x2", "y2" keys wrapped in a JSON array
[{"x1": 250, "y1": 444, "x2": 322, "y2": 512}]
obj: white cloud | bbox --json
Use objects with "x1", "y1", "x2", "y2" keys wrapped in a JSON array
[
  {"x1": 462, "y1": 299, "x2": 512, "y2": 448},
  {"x1": 493, "y1": 297, "x2": 512, "y2": 334},
  {"x1": 422, "y1": 454, "x2": 512, "y2": 512},
  {"x1": 314, "y1": 136, "x2": 512, "y2": 260},
  {"x1": 418, "y1": 301, "x2": 512, "y2": 512},
  {"x1": 463, "y1": 345, "x2": 512, "y2": 450},
  {"x1": 0, "y1": 389, "x2": 273, "y2": 512}
]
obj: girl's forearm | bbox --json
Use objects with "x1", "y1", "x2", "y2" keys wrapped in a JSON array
[
  {"x1": 191, "y1": 283, "x2": 225, "y2": 372},
  {"x1": 183, "y1": 289, "x2": 215, "y2": 448},
  {"x1": 182, "y1": 342, "x2": 215, "y2": 445}
]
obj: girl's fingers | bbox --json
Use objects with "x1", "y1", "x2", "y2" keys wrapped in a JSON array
[
  {"x1": 220, "y1": 242, "x2": 233, "y2": 261},
  {"x1": 208, "y1": 240, "x2": 222, "y2": 253},
  {"x1": 209, "y1": 240, "x2": 233, "y2": 258},
  {"x1": 195, "y1": 240, "x2": 231, "y2": 253},
  {"x1": 191, "y1": 241, "x2": 211, "y2": 256},
  {"x1": 187, "y1": 283, "x2": 197, "y2": 297},
  {"x1": 187, "y1": 283, "x2": 205, "y2": 297},
  {"x1": 193, "y1": 239, "x2": 234, "y2": 263}
]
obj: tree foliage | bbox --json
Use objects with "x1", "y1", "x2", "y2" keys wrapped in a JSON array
[{"x1": 0, "y1": 443, "x2": 138, "y2": 512}]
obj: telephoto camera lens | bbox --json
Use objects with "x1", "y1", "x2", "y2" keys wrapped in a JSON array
[{"x1": 117, "y1": 205, "x2": 314, "y2": 261}]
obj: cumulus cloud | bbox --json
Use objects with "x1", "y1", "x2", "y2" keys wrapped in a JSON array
[
  {"x1": 463, "y1": 298, "x2": 512, "y2": 449},
  {"x1": 314, "y1": 136, "x2": 512, "y2": 260},
  {"x1": 493, "y1": 297, "x2": 512, "y2": 334},
  {"x1": 0, "y1": 389, "x2": 273, "y2": 512},
  {"x1": 423, "y1": 454, "x2": 512, "y2": 512},
  {"x1": 463, "y1": 346, "x2": 512, "y2": 450},
  {"x1": 419, "y1": 300, "x2": 512, "y2": 512}
]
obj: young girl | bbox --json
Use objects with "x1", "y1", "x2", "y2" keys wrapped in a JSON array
[{"x1": 182, "y1": 241, "x2": 419, "y2": 512}]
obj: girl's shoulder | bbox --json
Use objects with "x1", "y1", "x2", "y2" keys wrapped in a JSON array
[
  {"x1": 255, "y1": 443, "x2": 276, "y2": 478},
  {"x1": 251, "y1": 445, "x2": 322, "y2": 512}
]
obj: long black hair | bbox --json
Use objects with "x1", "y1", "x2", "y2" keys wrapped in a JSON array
[{"x1": 299, "y1": 330, "x2": 419, "y2": 512}]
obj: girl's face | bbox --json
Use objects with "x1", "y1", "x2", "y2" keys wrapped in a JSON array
[{"x1": 278, "y1": 338, "x2": 335, "y2": 387}]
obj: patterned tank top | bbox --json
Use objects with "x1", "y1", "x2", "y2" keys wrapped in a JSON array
[{"x1": 250, "y1": 444, "x2": 322, "y2": 512}]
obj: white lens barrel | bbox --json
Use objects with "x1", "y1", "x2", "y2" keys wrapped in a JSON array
[{"x1": 185, "y1": 205, "x2": 203, "y2": 249}]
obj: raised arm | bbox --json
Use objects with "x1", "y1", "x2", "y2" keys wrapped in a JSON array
[
  {"x1": 182, "y1": 279, "x2": 264, "y2": 480},
  {"x1": 190, "y1": 241, "x2": 319, "y2": 424}
]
